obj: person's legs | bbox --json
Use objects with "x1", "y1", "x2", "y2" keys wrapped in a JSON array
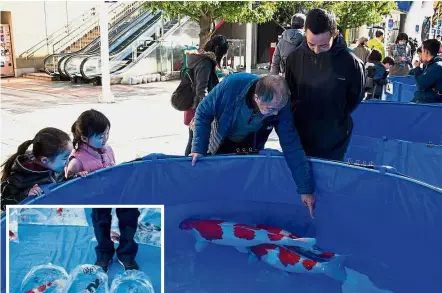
[
  {"x1": 185, "y1": 128, "x2": 193, "y2": 156},
  {"x1": 116, "y1": 208, "x2": 140, "y2": 270},
  {"x1": 91, "y1": 208, "x2": 115, "y2": 271}
]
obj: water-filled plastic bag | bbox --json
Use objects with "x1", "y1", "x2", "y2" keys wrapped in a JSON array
[
  {"x1": 65, "y1": 264, "x2": 109, "y2": 293},
  {"x1": 19, "y1": 263, "x2": 68, "y2": 293},
  {"x1": 110, "y1": 270, "x2": 155, "y2": 293}
]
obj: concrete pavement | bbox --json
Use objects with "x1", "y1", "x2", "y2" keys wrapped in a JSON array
[{"x1": 0, "y1": 77, "x2": 280, "y2": 165}]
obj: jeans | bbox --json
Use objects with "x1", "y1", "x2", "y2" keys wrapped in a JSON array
[{"x1": 91, "y1": 208, "x2": 140, "y2": 262}]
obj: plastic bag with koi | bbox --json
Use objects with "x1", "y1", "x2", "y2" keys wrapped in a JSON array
[
  {"x1": 64, "y1": 264, "x2": 109, "y2": 293},
  {"x1": 110, "y1": 270, "x2": 155, "y2": 293},
  {"x1": 19, "y1": 208, "x2": 88, "y2": 226},
  {"x1": 91, "y1": 208, "x2": 161, "y2": 247},
  {"x1": 9, "y1": 208, "x2": 19, "y2": 242},
  {"x1": 19, "y1": 263, "x2": 69, "y2": 293}
]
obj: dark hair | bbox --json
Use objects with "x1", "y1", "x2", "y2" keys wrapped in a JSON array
[
  {"x1": 368, "y1": 49, "x2": 382, "y2": 63},
  {"x1": 1, "y1": 127, "x2": 71, "y2": 181},
  {"x1": 204, "y1": 35, "x2": 229, "y2": 65},
  {"x1": 395, "y1": 33, "x2": 408, "y2": 44},
  {"x1": 437, "y1": 35, "x2": 441, "y2": 38},
  {"x1": 375, "y1": 31, "x2": 384, "y2": 38},
  {"x1": 382, "y1": 56, "x2": 395, "y2": 66},
  {"x1": 255, "y1": 75, "x2": 290, "y2": 106},
  {"x1": 291, "y1": 13, "x2": 306, "y2": 29},
  {"x1": 71, "y1": 109, "x2": 110, "y2": 149},
  {"x1": 422, "y1": 39, "x2": 441, "y2": 57},
  {"x1": 305, "y1": 8, "x2": 337, "y2": 37},
  {"x1": 417, "y1": 46, "x2": 422, "y2": 54}
]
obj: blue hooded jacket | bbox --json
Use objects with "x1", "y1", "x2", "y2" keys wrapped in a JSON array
[
  {"x1": 413, "y1": 56, "x2": 442, "y2": 103},
  {"x1": 191, "y1": 72, "x2": 315, "y2": 195}
]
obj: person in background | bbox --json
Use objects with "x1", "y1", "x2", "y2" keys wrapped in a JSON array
[
  {"x1": 66, "y1": 109, "x2": 140, "y2": 272},
  {"x1": 271, "y1": 13, "x2": 306, "y2": 76},
  {"x1": 368, "y1": 31, "x2": 386, "y2": 60},
  {"x1": 389, "y1": 33, "x2": 412, "y2": 76},
  {"x1": 437, "y1": 35, "x2": 442, "y2": 55},
  {"x1": 189, "y1": 73, "x2": 316, "y2": 218},
  {"x1": 412, "y1": 39, "x2": 442, "y2": 103},
  {"x1": 1, "y1": 128, "x2": 73, "y2": 211},
  {"x1": 382, "y1": 56, "x2": 395, "y2": 73},
  {"x1": 349, "y1": 39, "x2": 359, "y2": 50},
  {"x1": 285, "y1": 8, "x2": 365, "y2": 161},
  {"x1": 409, "y1": 47, "x2": 423, "y2": 75},
  {"x1": 354, "y1": 37, "x2": 371, "y2": 64},
  {"x1": 364, "y1": 49, "x2": 389, "y2": 99},
  {"x1": 184, "y1": 35, "x2": 229, "y2": 156}
]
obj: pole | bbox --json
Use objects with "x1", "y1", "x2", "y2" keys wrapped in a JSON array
[
  {"x1": 245, "y1": 3, "x2": 253, "y2": 73},
  {"x1": 98, "y1": 1, "x2": 115, "y2": 103},
  {"x1": 66, "y1": 1, "x2": 69, "y2": 35}
]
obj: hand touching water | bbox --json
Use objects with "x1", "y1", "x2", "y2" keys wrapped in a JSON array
[{"x1": 301, "y1": 194, "x2": 316, "y2": 219}]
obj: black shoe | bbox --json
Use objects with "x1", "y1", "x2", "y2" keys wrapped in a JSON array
[
  {"x1": 95, "y1": 259, "x2": 112, "y2": 273},
  {"x1": 117, "y1": 258, "x2": 139, "y2": 271}
]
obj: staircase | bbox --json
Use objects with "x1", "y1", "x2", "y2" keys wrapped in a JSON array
[{"x1": 62, "y1": 26, "x2": 100, "y2": 53}]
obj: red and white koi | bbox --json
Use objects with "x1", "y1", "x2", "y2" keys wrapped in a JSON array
[
  {"x1": 249, "y1": 244, "x2": 348, "y2": 281},
  {"x1": 179, "y1": 219, "x2": 316, "y2": 253},
  {"x1": 255, "y1": 224, "x2": 340, "y2": 261},
  {"x1": 23, "y1": 279, "x2": 65, "y2": 293},
  {"x1": 9, "y1": 230, "x2": 17, "y2": 241}
]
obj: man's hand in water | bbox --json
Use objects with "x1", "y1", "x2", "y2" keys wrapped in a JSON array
[
  {"x1": 28, "y1": 184, "x2": 43, "y2": 197},
  {"x1": 189, "y1": 153, "x2": 204, "y2": 166},
  {"x1": 301, "y1": 194, "x2": 316, "y2": 219}
]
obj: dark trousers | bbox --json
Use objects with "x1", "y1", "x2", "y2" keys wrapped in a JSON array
[
  {"x1": 185, "y1": 128, "x2": 193, "y2": 156},
  {"x1": 91, "y1": 208, "x2": 140, "y2": 262}
]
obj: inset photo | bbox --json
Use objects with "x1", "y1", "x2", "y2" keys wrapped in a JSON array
[{"x1": 6, "y1": 205, "x2": 163, "y2": 293}]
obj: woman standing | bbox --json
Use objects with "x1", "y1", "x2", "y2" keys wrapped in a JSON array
[
  {"x1": 389, "y1": 33, "x2": 412, "y2": 76},
  {"x1": 184, "y1": 35, "x2": 229, "y2": 156}
]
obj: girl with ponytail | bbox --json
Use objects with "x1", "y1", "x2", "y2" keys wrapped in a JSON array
[
  {"x1": 65, "y1": 109, "x2": 115, "y2": 178},
  {"x1": 1, "y1": 127, "x2": 73, "y2": 211}
]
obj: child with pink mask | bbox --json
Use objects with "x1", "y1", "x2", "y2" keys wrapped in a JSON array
[{"x1": 66, "y1": 109, "x2": 140, "y2": 273}]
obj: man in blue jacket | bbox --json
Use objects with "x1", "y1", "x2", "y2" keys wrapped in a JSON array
[
  {"x1": 412, "y1": 39, "x2": 442, "y2": 103},
  {"x1": 189, "y1": 73, "x2": 316, "y2": 217}
]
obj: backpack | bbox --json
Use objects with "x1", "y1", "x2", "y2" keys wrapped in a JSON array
[{"x1": 171, "y1": 67, "x2": 196, "y2": 111}]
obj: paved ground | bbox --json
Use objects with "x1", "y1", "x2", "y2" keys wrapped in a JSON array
[{"x1": 1, "y1": 76, "x2": 280, "y2": 165}]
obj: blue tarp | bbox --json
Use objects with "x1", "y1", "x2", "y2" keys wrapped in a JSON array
[
  {"x1": 384, "y1": 76, "x2": 416, "y2": 102},
  {"x1": 346, "y1": 135, "x2": 442, "y2": 188},
  {"x1": 352, "y1": 101, "x2": 442, "y2": 144},
  {"x1": 5, "y1": 208, "x2": 161, "y2": 293},
  {"x1": 2, "y1": 152, "x2": 442, "y2": 293}
]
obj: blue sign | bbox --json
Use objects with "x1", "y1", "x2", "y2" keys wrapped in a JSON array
[
  {"x1": 388, "y1": 19, "x2": 394, "y2": 30},
  {"x1": 415, "y1": 25, "x2": 420, "y2": 33}
]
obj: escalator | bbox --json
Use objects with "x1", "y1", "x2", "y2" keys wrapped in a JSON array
[
  {"x1": 79, "y1": 15, "x2": 189, "y2": 85},
  {"x1": 43, "y1": 1, "x2": 144, "y2": 79},
  {"x1": 61, "y1": 8, "x2": 156, "y2": 81}
]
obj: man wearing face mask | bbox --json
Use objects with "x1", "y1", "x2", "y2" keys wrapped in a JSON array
[
  {"x1": 285, "y1": 8, "x2": 365, "y2": 161},
  {"x1": 189, "y1": 73, "x2": 316, "y2": 218}
]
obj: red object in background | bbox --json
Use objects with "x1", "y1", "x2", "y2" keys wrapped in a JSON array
[{"x1": 269, "y1": 42, "x2": 277, "y2": 64}]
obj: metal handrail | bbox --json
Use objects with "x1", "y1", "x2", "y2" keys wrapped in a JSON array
[
  {"x1": 79, "y1": 12, "x2": 165, "y2": 80},
  {"x1": 19, "y1": 5, "x2": 101, "y2": 58},
  {"x1": 61, "y1": 10, "x2": 156, "y2": 78},
  {"x1": 53, "y1": 1, "x2": 141, "y2": 54},
  {"x1": 116, "y1": 16, "x2": 190, "y2": 76},
  {"x1": 80, "y1": 15, "x2": 190, "y2": 80},
  {"x1": 45, "y1": 4, "x2": 150, "y2": 77}
]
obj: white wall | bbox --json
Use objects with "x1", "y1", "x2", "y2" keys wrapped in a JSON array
[
  {"x1": 1, "y1": 1, "x2": 97, "y2": 57},
  {"x1": 403, "y1": 1, "x2": 434, "y2": 42}
]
